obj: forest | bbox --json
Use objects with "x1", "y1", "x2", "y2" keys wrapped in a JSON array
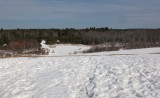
[{"x1": 0, "y1": 27, "x2": 160, "y2": 53}]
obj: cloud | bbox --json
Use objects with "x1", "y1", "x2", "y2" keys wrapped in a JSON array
[{"x1": 0, "y1": 0, "x2": 160, "y2": 28}]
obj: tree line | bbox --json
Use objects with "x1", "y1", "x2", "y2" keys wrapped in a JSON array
[{"x1": 0, "y1": 27, "x2": 160, "y2": 53}]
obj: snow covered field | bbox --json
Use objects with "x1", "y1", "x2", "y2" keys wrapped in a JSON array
[
  {"x1": 40, "y1": 40, "x2": 160, "y2": 56},
  {"x1": 0, "y1": 47, "x2": 160, "y2": 98},
  {"x1": 40, "y1": 40, "x2": 90, "y2": 56}
]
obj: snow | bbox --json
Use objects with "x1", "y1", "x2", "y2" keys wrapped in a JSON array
[
  {"x1": 0, "y1": 47, "x2": 160, "y2": 98},
  {"x1": 53, "y1": 44, "x2": 90, "y2": 56},
  {"x1": 3, "y1": 44, "x2": 7, "y2": 47},
  {"x1": 40, "y1": 40, "x2": 160, "y2": 56},
  {"x1": 84, "y1": 47, "x2": 160, "y2": 56},
  {"x1": 40, "y1": 40, "x2": 90, "y2": 56},
  {"x1": 40, "y1": 40, "x2": 52, "y2": 55}
]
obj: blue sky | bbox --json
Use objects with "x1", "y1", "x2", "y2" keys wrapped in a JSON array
[{"x1": 0, "y1": 0, "x2": 160, "y2": 29}]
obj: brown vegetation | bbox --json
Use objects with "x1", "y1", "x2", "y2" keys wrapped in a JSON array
[
  {"x1": 5, "y1": 39, "x2": 40, "y2": 53},
  {"x1": 0, "y1": 28, "x2": 160, "y2": 54}
]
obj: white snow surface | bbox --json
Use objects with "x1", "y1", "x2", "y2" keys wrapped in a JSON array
[
  {"x1": 40, "y1": 40, "x2": 90, "y2": 56},
  {"x1": 1, "y1": 48, "x2": 160, "y2": 98},
  {"x1": 40, "y1": 40, "x2": 160, "y2": 56},
  {"x1": 53, "y1": 44, "x2": 90, "y2": 56},
  {"x1": 86, "y1": 47, "x2": 160, "y2": 55}
]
